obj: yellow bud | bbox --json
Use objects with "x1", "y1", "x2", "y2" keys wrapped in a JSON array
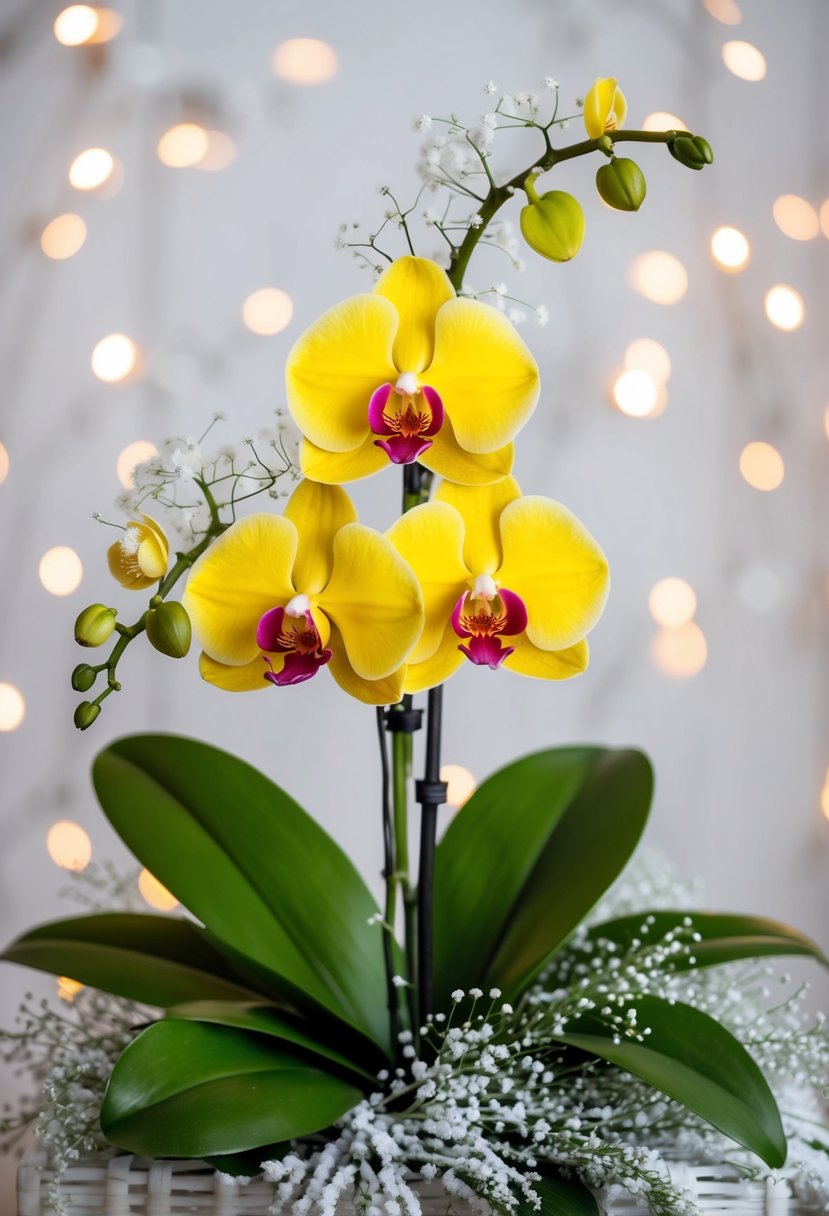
[
  {"x1": 583, "y1": 77, "x2": 627, "y2": 140},
  {"x1": 74, "y1": 604, "x2": 117, "y2": 647},
  {"x1": 108, "y1": 515, "x2": 169, "y2": 591},
  {"x1": 520, "y1": 189, "x2": 585, "y2": 263},
  {"x1": 146, "y1": 601, "x2": 192, "y2": 659}
]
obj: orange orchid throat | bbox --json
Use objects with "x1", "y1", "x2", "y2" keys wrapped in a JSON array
[
  {"x1": 368, "y1": 373, "x2": 444, "y2": 465},
  {"x1": 257, "y1": 594, "x2": 332, "y2": 687},
  {"x1": 451, "y1": 577, "x2": 528, "y2": 670}
]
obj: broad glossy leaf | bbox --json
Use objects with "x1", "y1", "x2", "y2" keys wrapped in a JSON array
[
  {"x1": 519, "y1": 1172, "x2": 598, "y2": 1216},
  {"x1": 554, "y1": 995, "x2": 786, "y2": 1168},
  {"x1": 93, "y1": 735, "x2": 390, "y2": 1052},
  {"x1": 167, "y1": 1000, "x2": 375, "y2": 1082},
  {"x1": 101, "y1": 1019, "x2": 363, "y2": 1157},
  {"x1": 2, "y1": 914, "x2": 260, "y2": 1006},
  {"x1": 433, "y1": 747, "x2": 653, "y2": 1004},
  {"x1": 588, "y1": 910, "x2": 828, "y2": 970}
]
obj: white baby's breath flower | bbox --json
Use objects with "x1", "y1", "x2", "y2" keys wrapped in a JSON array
[{"x1": 483, "y1": 80, "x2": 498, "y2": 95}]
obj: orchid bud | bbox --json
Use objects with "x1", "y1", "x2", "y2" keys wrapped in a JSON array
[
  {"x1": 71, "y1": 664, "x2": 98, "y2": 692},
  {"x1": 74, "y1": 701, "x2": 101, "y2": 731},
  {"x1": 596, "y1": 157, "x2": 647, "y2": 211},
  {"x1": 146, "y1": 601, "x2": 192, "y2": 659},
  {"x1": 520, "y1": 183, "x2": 585, "y2": 263},
  {"x1": 74, "y1": 604, "x2": 117, "y2": 648},
  {"x1": 669, "y1": 135, "x2": 713, "y2": 170}
]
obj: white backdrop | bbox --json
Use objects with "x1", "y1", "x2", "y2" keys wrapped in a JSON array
[{"x1": 1, "y1": 0, "x2": 828, "y2": 1208}]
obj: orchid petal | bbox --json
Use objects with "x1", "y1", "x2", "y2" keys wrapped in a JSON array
[
  {"x1": 583, "y1": 77, "x2": 625, "y2": 139},
  {"x1": 198, "y1": 651, "x2": 274, "y2": 691},
  {"x1": 182, "y1": 515, "x2": 297, "y2": 666},
  {"x1": 419, "y1": 421, "x2": 515, "y2": 487},
  {"x1": 435, "y1": 477, "x2": 522, "y2": 575},
  {"x1": 320, "y1": 523, "x2": 424, "y2": 680},
  {"x1": 373, "y1": 256, "x2": 455, "y2": 374},
  {"x1": 327, "y1": 625, "x2": 407, "y2": 705},
  {"x1": 497, "y1": 496, "x2": 609, "y2": 650},
  {"x1": 403, "y1": 623, "x2": 466, "y2": 695},
  {"x1": 374, "y1": 435, "x2": 434, "y2": 465},
  {"x1": 284, "y1": 480, "x2": 358, "y2": 595},
  {"x1": 300, "y1": 436, "x2": 388, "y2": 485},
  {"x1": 387, "y1": 503, "x2": 469, "y2": 664},
  {"x1": 426, "y1": 299, "x2": 539, "y2": 453},
  {"x1": 285, "y1": 295, "x2": 398, "y2": 452},
  {"x1": 502, "y1": 634, "x2": 590, "y2": 680}
]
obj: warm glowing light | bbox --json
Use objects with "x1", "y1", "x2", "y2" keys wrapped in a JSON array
[
  {"x1": 773, "y1": 195, "x2": 819, "y2": 241},
  {"x1": 628, "y1": 251, "x2": 688, "y2": 305},
  {"x1": 624, "y1": 338, "x2": 671, "y2": 385},
  {"x1": 440, "y1": 764, "x2": 477, "y2": 809},
  {"x1": 824, "y1": 405, "x2": 829, "y2": 441},
  {"x1": 87, "y1": 8, "x2": 122, "y2": 43},
  {"x1": 648, "y1": 578, "x2": 697, "y2": 628},
  {"x1": 0, "y1": 683, "x2": 25, "y2": 731},
  {"x1": 651, "y1": 622, "x2": 708, "y2": 679},
  {"x1": 117, "y1": 440, "x2": 158, "y2": 488},
  {"x1": 57, "y1": 977, "x2": 84, "y2": 1002},
  {"x1": 272, "y1": 38, "x2": 338, "y2": 84},
  {"x1": 710, "y1": 226, "x2": 750, "y2": 271},
  {"x1": 642, "y1": 112, "x2": 687, "y2": 132},
  {"x1": 820, "y1": 200, "x2": 829, "y2": 240},
  {"x1": 39, "y1": 546, "x2": 83, "y2": 596},
  {"x1": 0, "y1": 442, "x2": 8, "y2": 485},
  {"x1": 157, "y1": 123, "x2": 210, "y2": 168},
  {"x1": 197, "y1": 130, "x2": 237, "y2": 171},
  {"x1": 69, "y1": 147, "x2": 114, "y2": 190},
  {"x1": 821, "y1": 769, "x2": 829, "y2": 822},
  {"x1": 53, "y1": 5, "x2": 98, "y2": 45},
  {"x1": 702, "y1": 0, "x2": 741, "y2": 23},
  {"x1": 722, "y1": 41, "x2": 767, "y2": 82},
  {"x1": 138, "y1": 869, "x2": 179, "y2": 911},
  {"x1": 91, "y1": 333, "x2": 138, "y2": 382},
  {"x1": 46, "y1": 820, "x2": 92, "y2": 871},
  {"x1": 40, "y1": 213, "x2": 87, "y2": 260},
  {"x1": 764, "y1": 284, "x2": 804, "y2": 331},
  {"x1": 739, "y1": 441, "x2": 784, "y2": 491},
  {"x1": 242, "y1": 287, "x2": 294, "y2": 335},
  {"x1": 612, "y1": 369, "x2": 660, "y2": 418}
]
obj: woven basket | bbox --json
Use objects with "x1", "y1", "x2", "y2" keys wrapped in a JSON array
[{"x1": 16, "y1": 1149, "x2": 821, "y2": 1215}]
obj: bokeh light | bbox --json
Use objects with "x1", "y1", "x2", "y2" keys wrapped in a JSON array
[
  {"x1": 710, "y1": 226, "x2": 750, "y2": 271},
  {"x1": 38, "y1": 546, "x2": 83, "y2": 596},
  {"x1": 651, "y1": 622, "x2": 708, "y2": 679},
  {"x1": 642, "y1": 112, "x2": 687, "y2": 132},
  {"x1": 624, "y1": 338, "x2": 671, "y2": 385},
  {"x1": 242, "y1": 288, "x2": 294, "y2": 335},
  {"x1": 138, "y1": 868, "x2": 179, "y2": 911},
  {"x1": 648, "y1": 578, "x2": 697, "y2": 628},
  {"x1": 117, "y1": 440, "x2": 158, "y2": 488},
  {"x1": 53, "y1": 5, "x2": 98, "y2": 45},
  {"x1": 0, "y1": 684, "x2": 25, "y2": 731},
  {"x1": 0, "y1": 442, "x2": 8, "y2": 485},
  {"x1": 46, "y1": 821, "x2": 92, "y2": 871},
  {"x1": 272, "y1": 38, "x2": 338, "y2": 84},
  {"x1": 722, "y1": 41, "x2": 767, "y2": 81},
  {"x1": 764, "y1": 285, "x2": 804, "y2": 331},
  {"x1": 628, "y1": 251, "x2": 688, "y2": 305},
  {"x1": 772, "y1": 195, "x2": 819, "y2": 241},
  {"x1": 702, "y1": 0, "x2": 741, "y2": 24},
  {"x1": 440, "y1": 764, "x2": 477, "y2": 809},
  {"x1": 87, "y1": 8, "x2": 122, "y2": 43},
  {"x1": 91, "y1": 333, "x2": 138, "y2": 382},
  {"x1": 820, "y1": 199, "x2": 829, "y2": 240},
  {"x1": 57, "y1": 977, "x2": 84, "y2": 1002},
  {"x1": 40, "y1": 213, "x2": 87, "y2": 260},
  {"x1": 824, "y1": 405, "x2": 829, "y2": 441},
  {"x1": 157, "y1": 123, "x2": 210, "y2": 168},
  {"x1": 821, "y1": 769, "x2": 829, "y2": 822},
  {"x1": 69, "y1": 147, "x2": 114, "y2": 190},
  {"x1": 197, "y1": 130, "x2": 237, "y2": 171},
  {"x1": 739, "y1": 441, "x2": 784, "y2": 491},
  {"x1": 612, "y1": 369, "x2": 662, "y2": 418}
]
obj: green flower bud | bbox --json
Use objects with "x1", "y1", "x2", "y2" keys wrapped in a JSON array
[
  {"x1": 74, "y1": 701, "x2": 101, "y2": 731},
  {"x1": 71, "y1": 664, "x2": 98, "y2": 692},
  {"x1": 668, "y1": 135, "x2": 713, "y2": 170},
  {"x1": 520, "y1": 183, "x2": 585, "y2": 263},
  {"x1": 146, "y1": 600, "x2": 192, "y2": 659},
  {"x1": 595, "y1": 157, "x2": 647, "y2": 211},
  {"x1": 74, "y1": 604, "x2": 117, "y2": 648}
]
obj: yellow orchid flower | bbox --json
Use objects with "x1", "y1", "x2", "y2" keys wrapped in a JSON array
[
  {"x1": 387, "y1": 478, "x2": 609, "y2": 693},
  {"x1": 583, "y1": 77, "x2": 627, "y2": 140},
  {"x1": 107, "y1": 515, "x2": 169, "y2": 590},
  {"x1": 181, "y1": 480, "x2": 424, "y2": 706},
  {"x1": 285, "y1": 256, "x2": 540, "y2": 487}
]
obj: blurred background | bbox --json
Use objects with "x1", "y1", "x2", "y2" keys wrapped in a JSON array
[{"x1": 0, "y1": 0, "x2": 827, "y2": 1203}]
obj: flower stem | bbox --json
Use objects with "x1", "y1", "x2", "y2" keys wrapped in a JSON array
[
  {"x1": 416, "y1": 685, "x2": 445, "y2": 1025},
  {"x1": 376, "y1": 708, "x2": 401, "y2": 1054}
]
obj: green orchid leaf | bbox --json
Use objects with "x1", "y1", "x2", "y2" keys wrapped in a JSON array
[
  {"x1": 517, "y1": 1171, "x2": 599, "y2": 1216},
  {"x1": 100, "y1": 1019, "x2": 363, "y2": 1158},
  {"x1": 1, "y1": 914, "x2": 261, "y2": 1006},
  {"x1": 554, "y1": 995, "x2": 786, "y2": 1168},
  {"x1": 588, "y1": 909, "x2": 828, "y2": 970},
  {"x1": 433, "y1": 747, "x2": 653, "y2": 1004},
  {"x1": 167, "y1": 1000, "x2": 375, "y2": 1083},
  {"x1": 93, "y1": 734, "x2": 391, "y2": 1053}
]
